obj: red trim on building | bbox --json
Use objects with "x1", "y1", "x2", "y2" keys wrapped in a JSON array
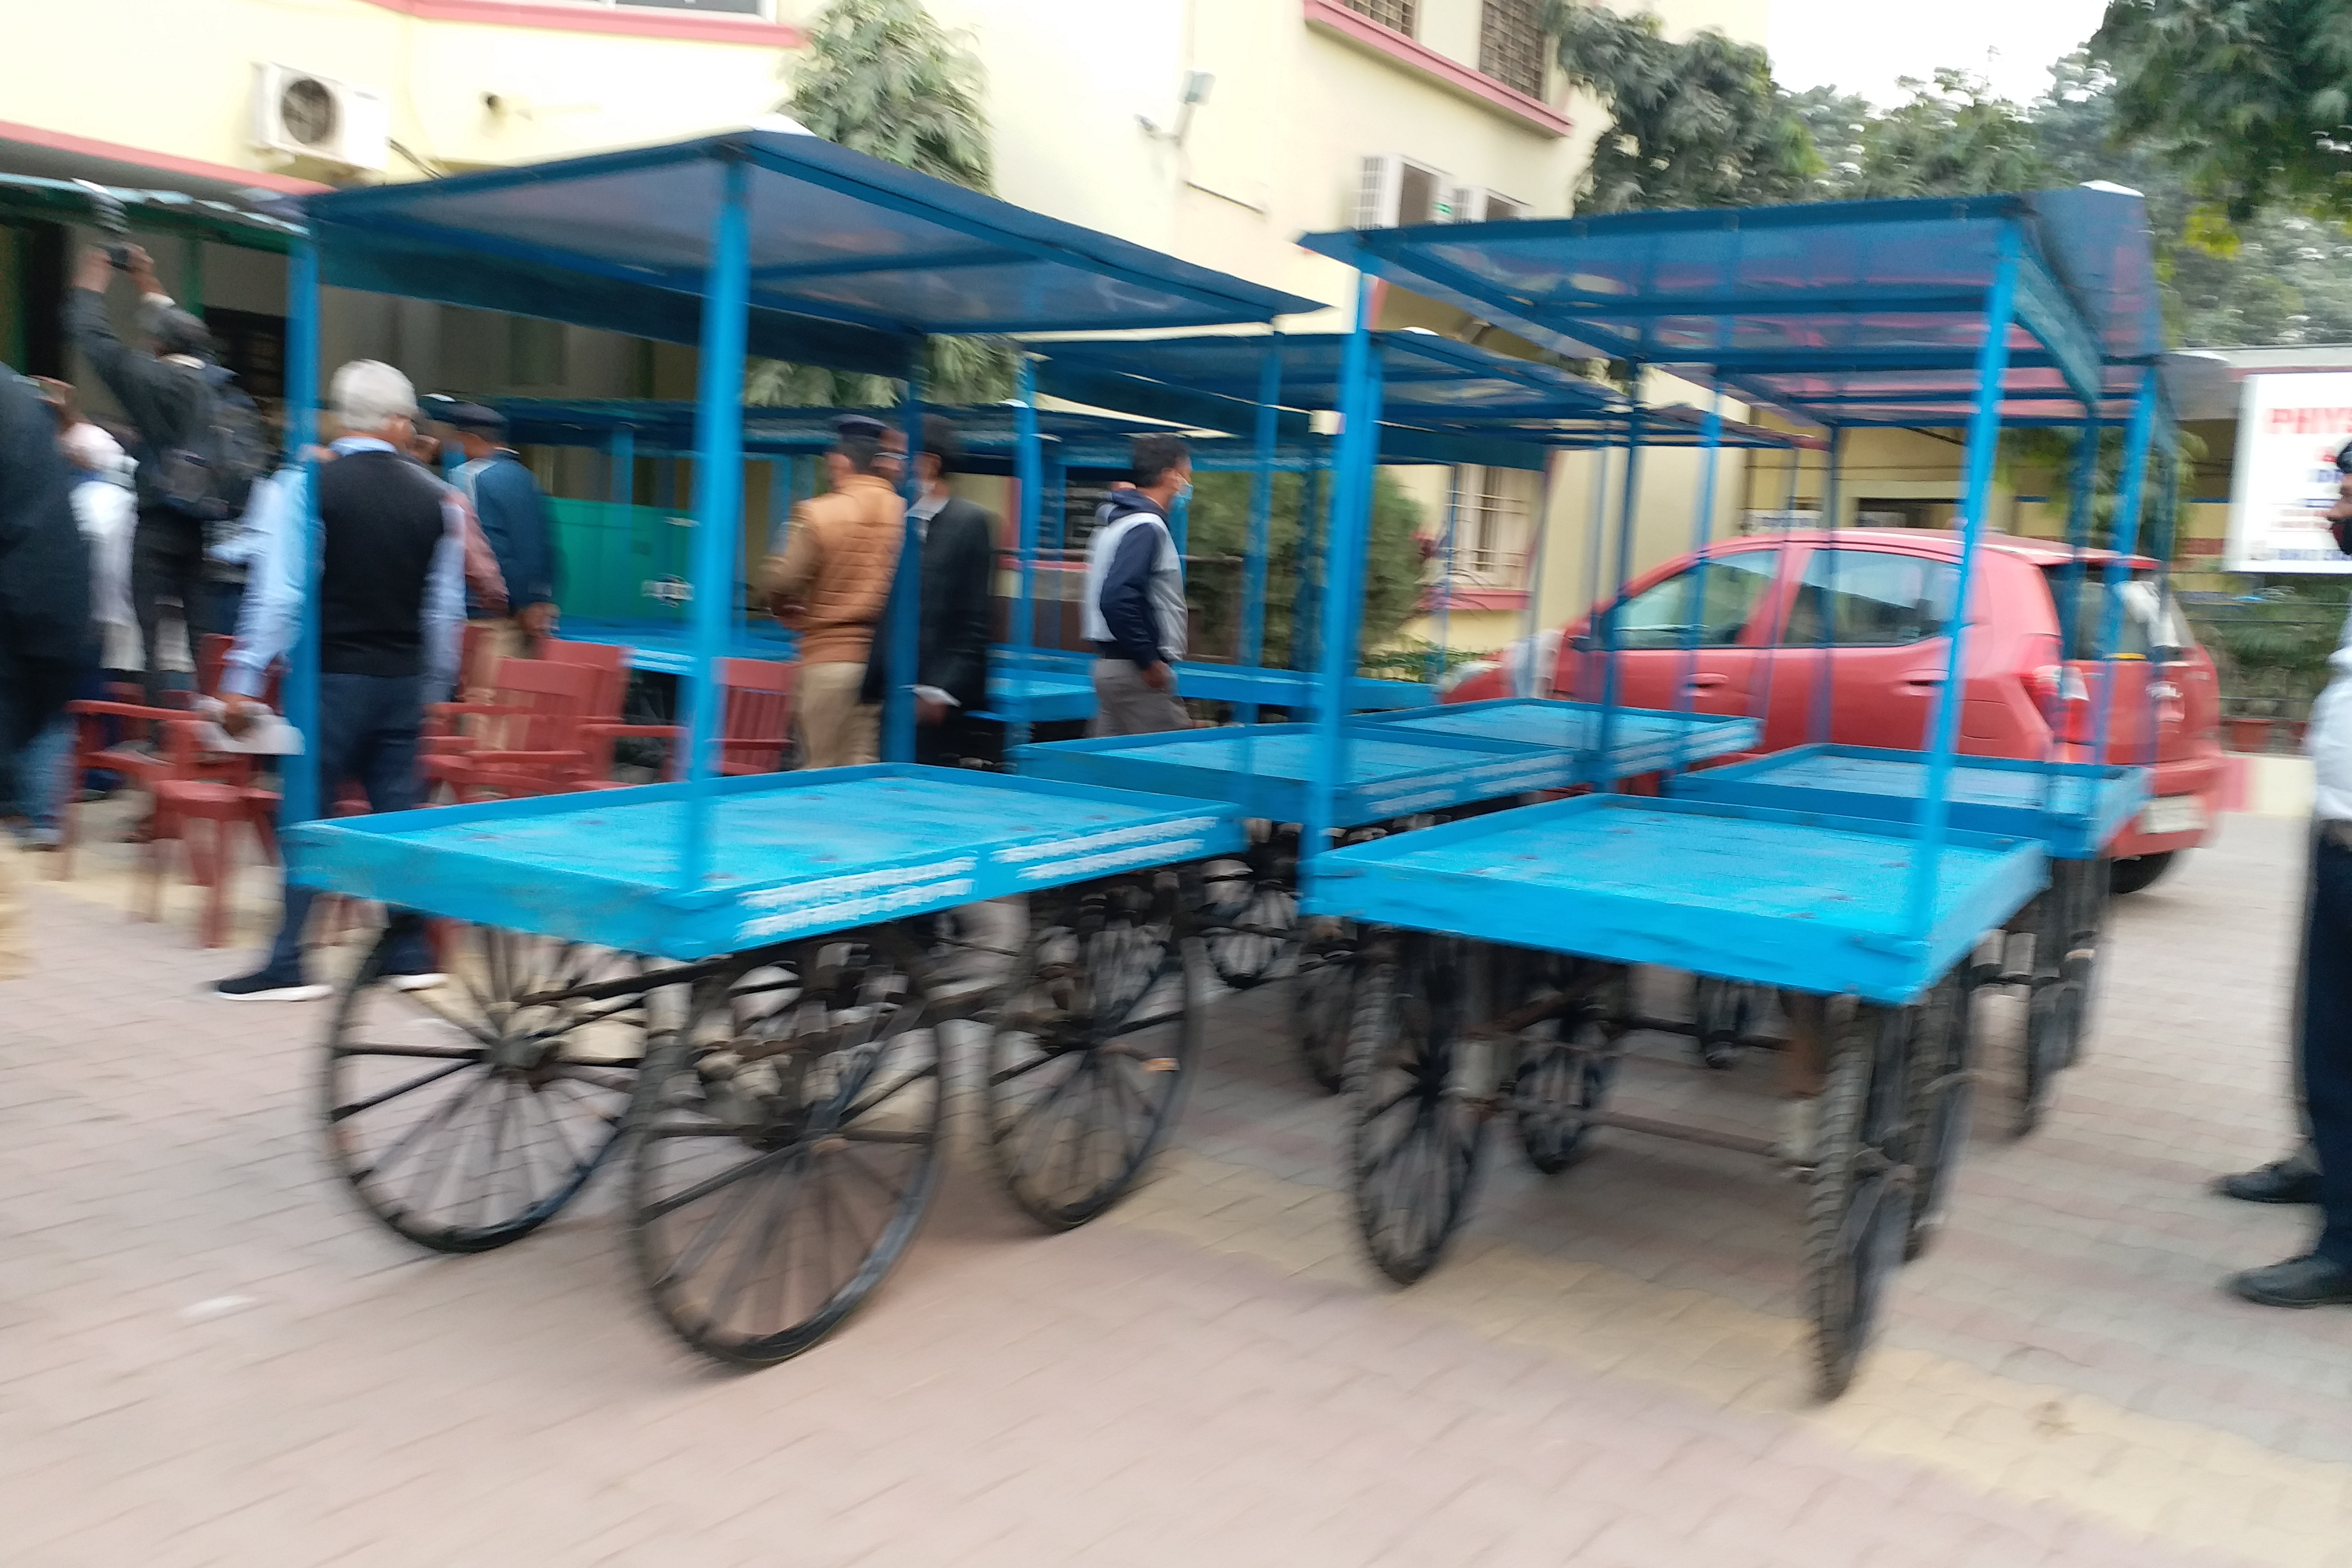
[
  {"x1": 1303, "y1": 0, "x2": 1573, "y2": 138},
  {"x1": 360, "y1": 0, "x2": 802, "y2": 46},
  {"x1": 0, "y1": 119, "x2": 331, "y2": 194},
  {"x1": 2178, "y1": 536, "x2": 2225, "y2": 555}
]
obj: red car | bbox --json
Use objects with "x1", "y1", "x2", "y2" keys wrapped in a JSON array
[{"x1": 1443, "y1": 529, "x2": 2223, "y2": 893}]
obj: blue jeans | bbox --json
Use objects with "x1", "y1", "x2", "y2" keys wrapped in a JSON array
[
  {"x1": 258, "y1": 672, "x2": 432, "y2": 983},
  {"x1": 2306, "y1": 838, "x2": 2352, "y2": 1266}
]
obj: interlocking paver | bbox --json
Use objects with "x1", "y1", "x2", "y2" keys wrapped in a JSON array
[{"x1": 4, "y1": 816, "x2": 2351, "y2": 1565}]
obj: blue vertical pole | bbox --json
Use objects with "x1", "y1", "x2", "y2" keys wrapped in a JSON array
[
  {"x1": 677, "y1": 155, "x2": 751, "y2": 891},
  {"x1": 1303, "y1": 277, "x2": 1380, "y2": 884},
  {"x1": 606, "y1": 424, "x2": 634, "y2": 632},
  {"x1": 1043, "y1": 454, "x2": 1066, "y2": 660},
  {"x1": 1429, "y1": 462, "x2": 1460, "y2": 689},
  {"x1": 1292, "y1": 459, "x2": 1323, "y2": 677},
  {"x1": 1237, "y1": 337, "x2": 1282, "y2": 723},
  {"x1": 1517, "y1": 453, "x2": 1556, "y2": 697},
  {"x1": 1667, "y1": 398, "x2": 1726, "y2": 781},
  {"x1": 1579, "y1": 437, "x2": 1612, "y2": 702},
  {"x1": 1593, "y1": 403, "x2": 1646, "y2": 787},
  {"x1": 884, "y1": 371, "x2": 926, "y2": 764},
  {"x1": 2091, "y1": 372, "x2": 2159, "y2": 768},
  {"x1": 281, "y1": 238, "x2": 322, "y2": 828},
  {"x1": 1809, "y1": 424, "x2": 1846, "y2": 746},
  {"x1": 1903, "y1": 233, "x2": 2021, "y2": 940},
  {"x1": 1012, "y1": 353, "x2": 1042, "y2": 752}
]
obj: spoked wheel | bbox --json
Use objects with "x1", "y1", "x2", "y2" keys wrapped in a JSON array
[
  {"x1": 1690, "y1": 975, "x2": 1768, "y2": 1069},
  {"x1": 2018, "y1": 978, "x2": 2079, "y2": 1137},
  {"x1": 986, "y1": 872, "x2": 1205, "y2": 1230},
  {"x1": 626, "y1": 931, "x2": 945, "y2": 1368},
  {"x1": 1293, "y1": 919, "x2": 1358, "y2": 1094},
  {"x1": 1202, "y1": 864, "x2": 1298, "y2": 992},
  {"x1": 1512, "y1": 1009, "x2": 1616, "y2": 1175},
  {"x1": 1344, "y1": 933, "x2": 1491, "y2": 1286},
  {"x1": 322, "y1": 922, "x2": 649, "y2": 1254},
  {"x1": 1805, "y1": 999, "x2": 1917, "y2": 1401},
  {"x1": 1902, "y1": 967, "x2": 1977, "y2": 1262}
]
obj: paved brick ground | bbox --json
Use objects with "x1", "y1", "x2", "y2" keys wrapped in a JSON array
[{"x1": 4, "y1": 813, "x2": 2349, "y2": 1567}]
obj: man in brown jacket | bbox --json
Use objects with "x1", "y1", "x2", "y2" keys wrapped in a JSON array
[{"x1": 759, "y1": 415, "x2": 906, "y2": 768}]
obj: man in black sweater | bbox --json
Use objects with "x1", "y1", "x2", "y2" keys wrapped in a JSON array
[
  {"x1": 862, "y1": 415, "x2": 998, "y2": 765},
  {"x1": 64, "y1": 244, "x2": 231, "y2": 709},
  {"x1": 1, "y1": 367, "x2": 92, "y2": 975},
  {"x1": 214, "y1": 361, "x2": 462, "y2": 1000}
]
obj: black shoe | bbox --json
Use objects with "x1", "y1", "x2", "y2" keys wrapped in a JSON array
[
  {"x1": 2226, "y1": 1254, "x2": 2352, "y2": 1309},
  {"x1": 213, "y1": 970, "x2": 331, "y2": 1002},
  {"x1": 2214, "y1": 1154, "x2": 2322, "y2": 1205}
]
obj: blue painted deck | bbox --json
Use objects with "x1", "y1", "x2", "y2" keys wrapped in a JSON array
[
  {"x1": 284, "y1": 766, "x2": 1244, "y2": 961},
  {"x1": 1016, "y1": 723, "x2": 1581, "y2": 827},
  {"x1": 1363, "y1": 699, "x2": 1760, "y2": 778},
  {"x1": 1306, "y1": 794, "x2": 2046, "y2": 1004},
  {"x1": 1667, "y1": 745, "x2": 2148, "y2": 860}
]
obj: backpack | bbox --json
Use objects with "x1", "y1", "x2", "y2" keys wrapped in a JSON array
[{"x1": 155, "y1": 364, "x2": 267, "y2": 528}]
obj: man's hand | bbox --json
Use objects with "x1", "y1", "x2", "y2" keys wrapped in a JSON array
[
  {"x1": 1140, "y1": 661, "x2": 1172, "y2": 692},
  {"x1": 120, "y1": 243, "x2": 161, "y2": 296},
  {"x1": 220, "y1": 695, "x2": 268, "y2": 739},
  {"x1": 917, "y1": 696, "x2": 950, "y2": 727},
  {"x1": 518, "y1": 602, "x2": 557, "y2": 638},
  {"x1": 73, "y1": 247, "x2": 113, "y2": 293}
]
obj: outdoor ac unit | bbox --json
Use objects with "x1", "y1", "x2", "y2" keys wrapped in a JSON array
[
  {"x1": 1355, "y1": 153, "x2": 1456, "y2": 229},
  {"x1": 1448, "y1": 185, "x2": 1530, "y2": 224},
  {"x1": 252, "y1": 63, "x2": 390, "y2": 173}
]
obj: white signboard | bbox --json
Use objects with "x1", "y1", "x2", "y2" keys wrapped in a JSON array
[{"x1": 2226, "y1": 372, "x2": 2352, "y2": 573}]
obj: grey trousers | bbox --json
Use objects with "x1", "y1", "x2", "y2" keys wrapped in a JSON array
[{"x1": 1089, "y1": 658, "x2": 1190, "y2": 737}]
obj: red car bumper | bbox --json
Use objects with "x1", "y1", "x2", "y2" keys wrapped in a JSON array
[{"x1": 2104, "y1": 745, "x2": 2226, "y2": 859}]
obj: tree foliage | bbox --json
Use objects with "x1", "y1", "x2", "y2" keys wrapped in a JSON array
[
  {"x1": 1542, "y1": 2, "x2": 1817, "y2": 211},
  {"x1": 1841, "y1": 70, "x2": 2053, "y2": 198},
  {"x1": 747, "y1": 0, "x2": 1013, "y2": 408},
  {"x1": 2093, "y1": 0, "x2": 2352, "y2": 224},
  {"x1": 1182, "y1": 470, "x2": 1427, "y2": 671}
]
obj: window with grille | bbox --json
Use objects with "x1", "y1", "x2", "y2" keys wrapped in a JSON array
[
  {"x1": 1341, "y1": 0, "x2": 1417, "y2": 37},
  {"x1": 1480, "y1": 0, "x2": 1546, "y2": 97},
  {"x1": 1442, "y1": 465, "x2": 1537, "y2": 582}
]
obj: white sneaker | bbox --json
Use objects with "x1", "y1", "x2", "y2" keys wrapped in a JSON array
[
  {"x1": 385, "y1": 972, "x2": 448, "y2": 993},
  {"x1": 1776, "y1": 1094, "x2": 1823, "y2": 1167}
]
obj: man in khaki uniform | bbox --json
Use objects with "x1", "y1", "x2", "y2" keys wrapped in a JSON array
[{"x1": 758, "y1": 415, "x2": 906, "y2": 769}]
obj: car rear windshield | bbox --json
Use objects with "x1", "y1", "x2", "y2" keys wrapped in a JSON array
[{"x1": 2039, "y1": 566, "x2": 2189, "y2": 659}]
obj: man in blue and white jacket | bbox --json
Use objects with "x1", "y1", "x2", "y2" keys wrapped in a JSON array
[{"x1": 1083, "y1": 434, "x2": 1192, "y2": 737}]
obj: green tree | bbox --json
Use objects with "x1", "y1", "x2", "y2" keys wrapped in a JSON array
[
  {"x1": 1180, "y1": 470, "x2": 1427, "y2": 671},
  {"x1": 1790, "y1": 85, "x2": 1873, "y2": 195},
  {"x1": 1846, "y1": 70, "x2": 2052, "y2": 198},
  {"x1": 746, "y1": 0, "x2": 1013, "y2": 407},
  {"x1": 1542, "y1": 3, "x2": 1818, "y2": 211},
  {"x1": 2093, "y1": 0, "x2": 2352, "y2": 225}
]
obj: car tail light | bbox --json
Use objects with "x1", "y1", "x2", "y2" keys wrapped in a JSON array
[{"x1": 2028, "y1": 664, "x2": 2092, "y2": 744}]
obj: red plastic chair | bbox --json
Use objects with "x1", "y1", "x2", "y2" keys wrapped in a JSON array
[
  {"x1": 718, "y1": 658, "x2": 800, "y2": 775},
  {"x1": 136, "y1": 721, "x2": 278, "y2": 948},
  {"x1": 543, "y1": 637, "x2": 683, "y2": 781}
]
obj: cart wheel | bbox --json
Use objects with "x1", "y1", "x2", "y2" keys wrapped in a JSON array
[
  {"x1": 1202, "y1": 867, "x2": 1297, "y2": 992},
  {"x1": 1902, "y1": 968, "x2": 1977, "y2": 1262},
  {"x1": 1344, "y1": 934, "x2": 1489, "y2": 1286},
  {"x1": 1805, "y1": 1000, "x2": 1915, "y2": 1401},
  {"x1": 1690, "y1": 975, "x2": 1764, "y2": 1069},
  {"x1": 322, "y1": 922, "x2": 648, "y2": 1255},
  {"x1": 1513, "y1": 1009, "x2": 1615, "y2": 1174},
  {"x1": 1293, "y1": 921, "x2": 1357, "y2": 1094},
  {"x1": 626, "y1": 933, "x2": 944, "y2": 1368},
  {"x1": 2017, "y1": 979, "x2": 2079, "y2": 1137},
  {"x1": 986, "y1": 873, "x2": 1204, "y2": 1230}
]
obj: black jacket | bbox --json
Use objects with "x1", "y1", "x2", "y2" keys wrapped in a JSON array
[
  {"x1": 63, "y1": 288, "x2": 207, "y2": 514},
  {"x1": 862, "y1": 495, "x2": 996, "y2": 715},
  {"x1": 0, "y1": 368, "x2": 92, "y2": 749}
]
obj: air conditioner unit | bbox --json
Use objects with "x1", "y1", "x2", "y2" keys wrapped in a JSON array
[
  {"x1": 1355, "y1": 153, "x2": 1456, "y2": 229},
  {"x1": 252, "y1": 63, "x2": 390, "y2": 173},
  {"x1": 1447, "y1": 185, "x2": 1530, "y2": 224}
]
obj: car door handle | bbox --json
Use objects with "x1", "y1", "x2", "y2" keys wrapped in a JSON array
[
  {"x1": 1901, "y1": 675, "x2": 1945, "y2": 689},
  {"x1": 1684, "y1": 674, "x2": 1730, "y2": 689}
]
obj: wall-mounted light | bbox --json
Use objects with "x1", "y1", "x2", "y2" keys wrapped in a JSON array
[{"x1": 1139, "y1": 69, "x2": 1216, "y2": 143}]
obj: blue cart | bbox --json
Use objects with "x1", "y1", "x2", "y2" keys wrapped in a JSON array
[
  {"x1": 281, "y1": 131, "x2": 1316, "y2": 1366},
  {"x1": 1013, "y1": 330, "x2": 1795, "y2": 1086},
  {"x1": 1296, "y1": 187, "x2": 2170, "y2": 1395}
]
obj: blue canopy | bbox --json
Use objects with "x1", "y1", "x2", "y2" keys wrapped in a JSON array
[
  {"x1": 302, "y1": 129, "x2": 1320, "y2": 379},
  {"x1": 1300, "y1": 188, "x2": 2165, "y2": 429}
]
